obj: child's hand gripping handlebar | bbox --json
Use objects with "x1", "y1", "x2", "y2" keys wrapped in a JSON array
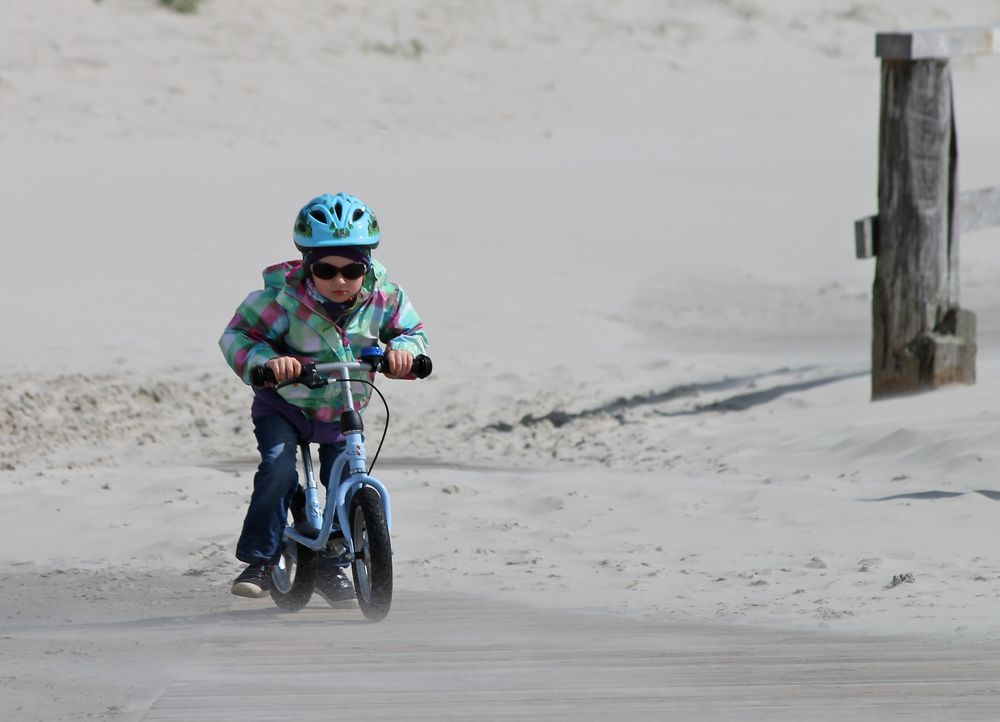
[{"x1": 250, "y1": 354, "x2": 433, "y2": 388}]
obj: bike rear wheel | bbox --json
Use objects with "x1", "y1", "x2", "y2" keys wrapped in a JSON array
[
  {"x1": 350, "y1": 486, "x2": 393, "y2": 621},
  {"x1": 270, "y1": 539, "x2": 318, "y2": 612}
]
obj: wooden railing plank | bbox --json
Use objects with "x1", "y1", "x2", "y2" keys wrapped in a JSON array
[
  {"x1": 959, "y1": 185, "x2": 1000, "y2": 234},
  {"x1": 854, "y1": 216, "x2": 878, "y2": 258},
  {"x1": 855, "y1": 186, "x2": 1000, "y2": 258},
  {"x1": 877, "y1": 26, "x2": 1000, "y2": 60}
]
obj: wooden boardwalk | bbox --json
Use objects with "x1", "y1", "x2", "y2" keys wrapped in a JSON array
[{"x1": 143, "y1": 591, "x2": 1000, "y2": 721}]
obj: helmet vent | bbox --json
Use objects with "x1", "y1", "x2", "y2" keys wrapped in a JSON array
[
  {"x1": 352, "y1": 208, "x2": 364, "y2": 223},
  {"x1": 333, "y1": 201, "x2": 343, "y2": 220},
  {"x1": 309, "y1": 209, "x2": 328, "y2": 223}
]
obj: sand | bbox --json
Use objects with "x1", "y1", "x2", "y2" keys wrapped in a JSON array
[{"x1": 3, "y1": 0, "x2": 1000, "y2": 719}]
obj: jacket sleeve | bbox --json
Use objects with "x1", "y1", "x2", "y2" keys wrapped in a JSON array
[
  {"x1": 379, "y1": 283, "x2": 428, "y2": 356},
  {"x1": 219, "y1": 288, "x2": 290, "y2": 384}
]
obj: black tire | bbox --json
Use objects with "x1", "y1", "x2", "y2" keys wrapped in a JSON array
[
  {"x1": 350, "y1": 487, "x2": 393, "y2": 621},
  {"x1": 270, "y1": 540, "x2": 318, "y2": 612}
]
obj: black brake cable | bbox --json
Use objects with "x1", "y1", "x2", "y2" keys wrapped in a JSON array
[
  {"x1": 273, "y1": 368, "x2": 391, "y2": 474},
  {"x1": 350, "y1": 378, "x2": 390, "y2": 474}
]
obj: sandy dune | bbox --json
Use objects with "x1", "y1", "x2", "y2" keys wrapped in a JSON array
[{"x1": 3, "y1": 0, "x2": 1000, "y2": 719}]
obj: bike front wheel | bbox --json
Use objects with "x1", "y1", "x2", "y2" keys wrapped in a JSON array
[
  {"x1": 270, "y1": 539, "x2": 318, "y2": 612},
  {"x1": 350, "y1": 486, "x2": 393, "y2": 621}
]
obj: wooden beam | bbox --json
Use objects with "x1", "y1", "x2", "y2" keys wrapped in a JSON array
[
  {"x1": 877, "y1": 26, "x2": 1000, "y2": 59},
  {"x1": 855, "y1": 216, "x2": 878, "y2": 258},
  {"x1": 856, "y1": 186, "x2": 1000, "y2": 256},
  {"x1": 959, "y1": 185, "x2": 1000, "y2": 234}
]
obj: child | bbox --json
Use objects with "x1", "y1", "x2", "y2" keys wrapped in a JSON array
[{"x1": 220, "y1": 192, "x2": 428, "y2": 599}]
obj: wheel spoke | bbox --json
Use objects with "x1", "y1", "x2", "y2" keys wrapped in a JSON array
[
  {"x1": 272, "y1": 542, "x2": 297, "y2": 594},
  {"x1": 269, "y1": 539, "x2": 318, "y2": 612},
  {"x1": 353, "y1": 506, "x2": 367, "y2": 600}
]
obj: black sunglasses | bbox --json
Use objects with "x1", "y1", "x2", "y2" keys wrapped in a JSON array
[{"x1": 310, "y1": 261, "x2": 368, "y2": 281}]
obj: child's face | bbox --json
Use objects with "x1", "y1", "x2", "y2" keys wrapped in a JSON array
[{"x1": 309, "y1": 254, "x2": 366, "y2": 302}]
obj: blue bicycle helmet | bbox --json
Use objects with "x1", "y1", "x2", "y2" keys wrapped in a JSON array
[{"x1": 293, "y1": 192, "x2": 381, "y2": 252}]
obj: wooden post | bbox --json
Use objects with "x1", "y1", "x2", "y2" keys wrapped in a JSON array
[
  {"x1": 863, "y1": 27, "x2": 999, "y2": 399},
  {"x1": 871, "y1": 58, "x2": 973, "y2": 397}
]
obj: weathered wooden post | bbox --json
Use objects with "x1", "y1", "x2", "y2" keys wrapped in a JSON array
[{"x1": 855, "y1": 26, "x2": 1000, "y2": 400}]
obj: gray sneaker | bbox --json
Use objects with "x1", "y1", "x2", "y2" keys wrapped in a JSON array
[{"x1": 231, "y1": 563, "x2": 272, "y2": 598}]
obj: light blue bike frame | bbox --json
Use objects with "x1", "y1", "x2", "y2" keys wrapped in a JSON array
[{"x1": 280, "y1": 361, "x2": 392, "y2": 562}]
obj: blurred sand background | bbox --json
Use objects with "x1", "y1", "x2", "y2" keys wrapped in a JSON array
[{"x1": 3, "y1": 0, "x2": 1000, "y2": 719}]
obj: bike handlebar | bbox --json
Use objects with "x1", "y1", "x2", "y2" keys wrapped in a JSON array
[{"x1": 250, "y1": 354, "x2": 433, "y2": 387}]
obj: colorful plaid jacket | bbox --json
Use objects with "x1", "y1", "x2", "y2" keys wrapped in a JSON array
[{"x1": 220, "y1": 258, "x2": 428, "y2": 421}]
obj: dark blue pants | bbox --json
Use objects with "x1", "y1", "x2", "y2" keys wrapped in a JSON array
[{"x1": 236, "y1": 414, "x2": 347, "y2": 565}]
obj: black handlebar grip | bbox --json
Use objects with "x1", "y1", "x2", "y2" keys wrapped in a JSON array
[
  {"x1": 250, "y1": 365, "x2": 276, "y2": 386},
  {"x1": 412, "y1": 355, "x2": 433, "y2": 379}
]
